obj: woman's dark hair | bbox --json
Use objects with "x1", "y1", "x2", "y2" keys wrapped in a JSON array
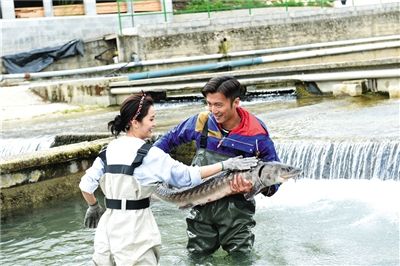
[
  {"x1": 107, "y1": 92, "x2": 153, "y2": 137},
  {"x1": 201, "y1": 76, "x2": 246, "y2": 101}
]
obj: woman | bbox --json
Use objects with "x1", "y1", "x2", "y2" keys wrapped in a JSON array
[{"x1": 79, "y1": 92, "x2": 257, "y2": 265}]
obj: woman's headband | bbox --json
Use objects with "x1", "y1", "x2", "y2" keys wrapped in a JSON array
[{"x1": 132, "y1": 91, "x2": 146, "y2": 121}]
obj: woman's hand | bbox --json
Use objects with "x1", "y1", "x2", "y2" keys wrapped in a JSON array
[{"x1": 221, "y1": 156, "x2": 258, "y2": 171}]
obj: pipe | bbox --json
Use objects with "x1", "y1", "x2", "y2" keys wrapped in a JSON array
[
  {"x1": 289, "y1": 69, "x2": 400, "y2": 81},
  {"x1": 127, "y1": 58, "x2": 263, "y2": 80},
  {"x1": 239, "y1": 69, "x2": 400, "y2": 83},
  {"x1": 260, "y1": 40, "x2": 400, "y2": 63},
  {"x1": 1, "y1": 63, "x2": 131, "y2": 81},
  {"x1": 127, "y1": 40, "x2": 400, "y2": 80},
  {"x1": 1, "y1": 35, "x2": 399, "y2": 81}
]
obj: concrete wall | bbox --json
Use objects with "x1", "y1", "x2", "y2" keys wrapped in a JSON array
[
  {"x1": 0, "y1": 0, "x2": 174, "y2": 57},
  {"x1": 0, "y1": 137, "x2": 110, "y2": 217},
  {"x1": 1, "y1": 3, "x2": 399, "y2": 74},
  {"x1": 20, "y1": 37, "x2": 119, "y2": 74},
  {"x1": 29, "y1": 76, "x2": 126, "y2": 106},
  {"x1": 377, "y1": 77, "x2": 400, "y2": 97},
  {"x1": 119, "y1": 3, "x2": 400, "y2": 62},
  {"x1": 0, "y1": 11, "x2": 170, "y2": 73},
  {"x1": 0, "y1": 12, "x2": 169, "y2": 57},
  {"x1": 0, "y1": 138, "x2": 111, "y2": 189}
]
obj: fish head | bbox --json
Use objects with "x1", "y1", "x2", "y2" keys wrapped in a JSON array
[
  {"x1": 260, "y1": 161, "x2": 302, "y2": 182},
  {"x1": 244, "y1": 161, "x2": 301, "y2": 200}
]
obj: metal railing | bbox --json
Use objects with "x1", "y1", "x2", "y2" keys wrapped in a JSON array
[{"x1": 117, "y1": 0, "x2": 170, "y2": 34}]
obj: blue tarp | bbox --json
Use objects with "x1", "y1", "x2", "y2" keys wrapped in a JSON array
[{"x1": 2, "y1": 39, "x2": 84, "y2": 74}]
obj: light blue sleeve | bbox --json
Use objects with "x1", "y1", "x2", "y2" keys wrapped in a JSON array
[
  {"x1": 135, "y1": 146, "x2": 202, "y2": 188},
  {"x1": 79, "y1": 157, "x2": 105, "y2": 193}
]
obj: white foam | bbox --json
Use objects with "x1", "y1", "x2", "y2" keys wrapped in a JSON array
[{"x1": 255, "y1": 179, "x2": 400, "y2": 223}]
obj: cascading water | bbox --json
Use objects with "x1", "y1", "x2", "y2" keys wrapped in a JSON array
[
  {"x1": 0, "y1": 136, "x2": 55, "y2": 159},
  {"x1": 276, "y1": 139, "x2": 400, "y2": 180}
]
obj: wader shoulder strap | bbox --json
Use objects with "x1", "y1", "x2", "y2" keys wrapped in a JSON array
[
  {"x1": 131, "y1": 143, "x2": 152, "y2": 168},
  {"x1": 104, "y1": 142, "x2": 152, "y2": 175},
  {"x1": 103, "y1": 142, "x2": 153, "y2": 210},
  {"x1": 98, "y1": 146, "x2": 107, "y2": 165},
  {"x1": 200, "y1": 117, "x2": 208, "y2": 149}
]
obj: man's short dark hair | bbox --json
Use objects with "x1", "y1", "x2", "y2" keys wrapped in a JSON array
[{"x1": 201, "y1": 76, "x2": 245, "y2": 101}]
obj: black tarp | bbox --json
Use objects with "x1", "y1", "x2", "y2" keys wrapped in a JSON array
[{"x1": 2, "y1": 39, "x2": 84, "y2": 74}]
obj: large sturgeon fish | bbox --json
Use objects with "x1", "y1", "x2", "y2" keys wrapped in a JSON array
[{"x1": 154, "y1": 160, "x2": 301, "y2": 208}]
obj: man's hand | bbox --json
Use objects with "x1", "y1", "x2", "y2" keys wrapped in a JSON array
[
  {"x1": 230, "y1": 173, "x2": 253, "y2": 194},
  {"x1": 84, "y1": 201, "x2": 105, "y2": 228},
  {"x1": 221, "y1": 156, "x2": 258, "y2": 171}
]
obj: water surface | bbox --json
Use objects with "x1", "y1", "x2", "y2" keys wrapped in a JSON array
[
  {"x1": 1, "y1": 95, "x2": 399, "y2": 265},
  {"x1": 1, "y1": 180, "x2": 398, "y2": 266}
]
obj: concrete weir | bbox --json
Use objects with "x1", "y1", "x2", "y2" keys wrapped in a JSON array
[
  {"x1": 0, "y1": 134, "x2": 196, "y2": 218},
  {"x1": 0, "y1": 137, "x2": 111, "y2": 218}
]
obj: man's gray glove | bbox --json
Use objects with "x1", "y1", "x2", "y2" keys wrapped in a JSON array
[
  {"x1": 221, "y1": 156, "x2": 259, "y2": 171},
  {"x1": 84, "y1": 201, "x2": 105, "y2": 228}
]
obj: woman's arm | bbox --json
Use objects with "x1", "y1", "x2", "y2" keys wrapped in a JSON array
[
  {"x1": 199, "y1": 162, "x2": 223, "y2": 178},
  {"x1": 81, "y1": 191, "x2": 97, "y2": 205},
  {"x1": 79, "y1": 157, "x2": 105, "y2": 195},
  {"x1": 139, "y1": 148, "x2": 257, "y2": 189}
]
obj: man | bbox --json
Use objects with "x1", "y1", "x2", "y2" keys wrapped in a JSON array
[{"x1": 155, "y1": 76, "x2": 280, "y2": 257}]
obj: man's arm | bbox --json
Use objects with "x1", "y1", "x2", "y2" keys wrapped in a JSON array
[{"x1": 154, "y1": 115, "x2": 199, "y2": 153}]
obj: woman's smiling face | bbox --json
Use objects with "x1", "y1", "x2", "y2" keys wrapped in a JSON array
[{"x1": 135, "y1": 105, "x2": 156, "y2": 139}]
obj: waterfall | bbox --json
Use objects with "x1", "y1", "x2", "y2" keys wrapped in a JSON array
[
  {"x1": 276, "y1": 139, "x2": 399, "y2": 180},
  {"x1": 0, "y1": 136, "x2": 55, "y2": 160},
  {"x1": 1, "y1": 135, "x2": 399, "y2": 180}
]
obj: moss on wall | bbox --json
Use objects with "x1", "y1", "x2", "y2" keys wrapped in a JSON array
[
  {"x1": 170, "y1": 141, "x2": 196, "y2": 165},
  {"x1": 0, "y1": 138, "x2": 111, "y2": 174},
  {"x1": 0, "y1": 172, "x2": 83, "y2": 219}
]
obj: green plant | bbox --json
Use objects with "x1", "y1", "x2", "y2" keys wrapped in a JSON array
[
  {"x1": 175, "y1": 0, "x2": 334, "y2": 14},
  {"x1": 307, "y1": 0, "x2": 334, "y2": 7},
  {"x1": 183, "y1": 0, "x2": 267, "y2": 12},
  {"x1": 272, "y1": 0, "x2": 304, "y2": 7}
]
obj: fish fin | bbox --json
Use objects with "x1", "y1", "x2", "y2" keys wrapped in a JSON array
[
  {"x1": 243, "y1": 193, "x2": 254, "y2": 201},
  {"x1": 244, "y1": 181, "x2": 264, "y2": 200}
]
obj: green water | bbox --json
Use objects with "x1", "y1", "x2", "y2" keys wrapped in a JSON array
[{"x1": 1, "y1": 179, "x2": 399, "y2": 265}]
